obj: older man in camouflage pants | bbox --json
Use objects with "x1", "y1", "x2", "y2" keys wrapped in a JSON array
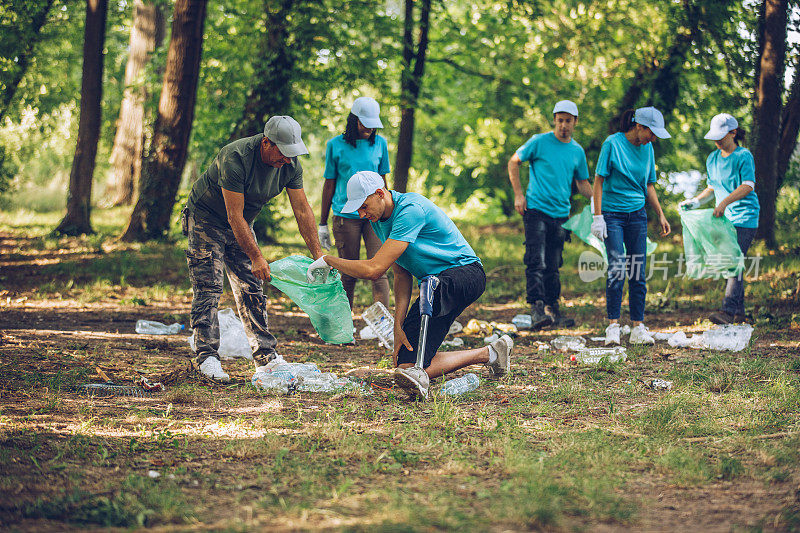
[{"x1": 183, "y1": 116, "x2": 326, "y2": 382}]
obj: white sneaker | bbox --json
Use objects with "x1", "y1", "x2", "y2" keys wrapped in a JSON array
[
  {"x1": 604, "y1": 323, "x2": 621, "y2": 345},
  {"x1": 394, "y1": 367, "x2": 430, "y2": 400},
  {"x1": 487, "y1": 334, "x2": 513, "y2": 377},
  {"x1": 630, "y1": 324, "x2": 655, "y2": 345},
  {"x1": 199, "y1": 357, "x2": 230, "y2": 382}
]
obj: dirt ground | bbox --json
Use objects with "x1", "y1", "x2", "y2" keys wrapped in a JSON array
[{"x1": 1, "y1": 230, "x2": 799, "y2": 531}]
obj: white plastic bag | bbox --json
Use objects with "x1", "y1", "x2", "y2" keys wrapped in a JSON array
[{"x1": 188, "y1": 308, "x2": 253, "y2": 359}]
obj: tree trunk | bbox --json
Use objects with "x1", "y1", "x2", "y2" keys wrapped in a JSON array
[
  {"x1": 54, "y1": 0, "x2": 108, "y2": 236},
  {"x1": 228, "y1": 0, "x2": 295, "y2": 142},
  {"x1": 0, "y1": 0, "x2": 55, "y2": 123},
  {"x1": 121, "y1": 0, "x2": 207, "y2": 242},
  {"x1": 393, "y1": 0, "x2": 432, "y2": 193},
  {"x1": 104, "y1": 0, "x2": 164, "y2": 207},
  {"x1": 753, "y1": 0, "x2": 788, "y2": 248},
  {"x1": 777, "y1": 63, "x2": 800, "y2": 188}
]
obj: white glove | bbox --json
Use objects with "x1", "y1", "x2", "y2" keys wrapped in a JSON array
[
  {"x1": 591, "y1": 215, "x2": 607, "y2": 240},
  {"x1": 679, "y1": 198, "x2": 700, "y2": 210},
  {"x1": 306, "y1": 256, "x2": 331, "y2": 283},
  {"x1": 317, "y1": 225, "x2": 332, "y2": 250}
]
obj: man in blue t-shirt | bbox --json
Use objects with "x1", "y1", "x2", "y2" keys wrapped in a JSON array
[
  {"x1": 507, "y1": 100, "x2": 592, "y2": 329},
  {"x1": 306, "y1": 171, "x2": 514, "y2": 401}
]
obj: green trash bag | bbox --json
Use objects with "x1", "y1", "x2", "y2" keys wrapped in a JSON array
[
  {"x1": 269, "y1": 255, "x2": 354, "y2": 344},
  {"x1": 562, "y1": 205, "x2": 657, "y2": 262},
  {"x1": 679, "y1": 208, "x2": 744, "y2": 279}
]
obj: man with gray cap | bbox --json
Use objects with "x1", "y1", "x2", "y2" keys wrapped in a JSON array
[
  {"x1": 507, "y1": 100, "x2": 592, "y2": 329},
  {"x1": 183, "y1": 115, "x2": 325, "y2": 382}
]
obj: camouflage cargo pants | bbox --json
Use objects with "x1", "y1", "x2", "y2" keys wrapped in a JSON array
[{"x1": 183, "y1": 209, "x2": 277, "y2": 366}]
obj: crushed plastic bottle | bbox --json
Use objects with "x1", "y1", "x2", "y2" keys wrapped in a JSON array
[
  {"x1": 362, "y1": 302, "x2": 394, "y2": 350},
  {"x1": 667, "y1": 330, "x2": 689, "y2": 347},
  {"x1": 512, "y1": 314, "x2": 533, "y2": 329},
  {"x1": 484, "y1": 333, "x2": 500, "y2": 344},
  {"x1": 135, "y1": 320, "x2": 184, "y2": 335},
  {"x1": 359, "y1": 325, "x2": 378, "y2": 340},
  {"x1": 648, "y1": 379, "x2": 673, "y2": 390},
  {"x1": 448, "y1": 321, "x2": 463, "y2": 335},
  {"x1": 251, "y1": 371, "x2": 299, "y2": 394},
  {"x1": 550, "y1": 335, "x2": 587, "y2": 352},
  {"x1": 439, "y1": 373, "x2": 480, "y2": 396},
  {"x1": 252, "y1": 360, "x2": 368, "y2": 394},
  {"x1": 701, "y1": 324, "x2": 754, "y2": 352},
  {"x1": 571, "y1": 346, "x2": 627, "y2": 364},
  {"x1": 441, "y1": 337, "x2": 465, "y2": 348}
]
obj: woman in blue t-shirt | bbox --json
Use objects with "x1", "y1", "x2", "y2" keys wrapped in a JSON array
[
  {"x1": 591, "y1": 107, "x2": 672, "y2": 345},
  {"x1": 679, "y1": 113, "x2": 760, "y2": 324},
  {"x1": 318, "y1": 97, "x2": 391, "y2": 309}
]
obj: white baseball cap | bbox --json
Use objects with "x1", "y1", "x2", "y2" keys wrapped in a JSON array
[
  {"x1": 342, "y1": 171, "x2": 385, "y2": 213},
  {"x1": 633, "y1": 106, "x2": 671, "y2": 139},
  {"x1": 704, "y1": 113, "x2": 738, "y2": 141},
  {"x1": 553, "y1": 100, "x2": 579, "y2": 117},
  {"x1": 263, "y1": 116, "x2": 308, "y2": 157},
  {"x1": 351, "y1": 97, "x2": 383, "y2": 129}
]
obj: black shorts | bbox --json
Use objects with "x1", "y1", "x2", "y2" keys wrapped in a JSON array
[{"x1": 396, "y1": 262, "x2": 486, "y2": 368}]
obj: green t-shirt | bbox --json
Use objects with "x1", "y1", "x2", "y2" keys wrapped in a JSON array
[{"x1": 187, "y1": 133, "x2": 304, "y2": 228}]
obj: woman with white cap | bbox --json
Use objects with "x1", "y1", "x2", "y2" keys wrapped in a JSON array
[
  {"x1": 590, "y1": 107, "x2": 672, "y2": 345},
  {"x1": 679, "y1": 113, "x2": 759, "y2": 324},
  {"x1": 318, "y1": 96, "x2": 391, "y2": 309}
]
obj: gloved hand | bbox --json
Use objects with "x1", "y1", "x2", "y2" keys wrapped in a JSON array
[
  {"x1": 306, "y1": 256, "x2": 331, "y2": 283},
  {"x1": 679, "y1": 198, "x2": 700, "y2": 210},
  {"x1": 317, "y1": 225, "x2": 332, "y2": 250},
  {"x1": 591, "y1": 215, "x2": 607, "y2": 240}
]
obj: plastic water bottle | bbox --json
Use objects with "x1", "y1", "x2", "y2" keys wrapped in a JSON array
[
  {"x1": 550, "y1": 335, "x2": 586, "y2": 352},
  {"x1": 512, "y1": 314, "x2": 533, "y2": 329},
  {"x1": 439, "y1": 373, "x2": 480, "y2": 396},
  {"x1": 571, "y1": 347, "x2": 627, "y2": 364},
  {"x1": 135, "y1": 320, "x2": 185, "y2": 335},
  {"x1": 362, "y1": 302, "x2": 394, "y2": 350}
]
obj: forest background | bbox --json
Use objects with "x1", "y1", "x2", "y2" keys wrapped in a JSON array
[{"x1": 1, "y1": 0, "x2": 800, "y2": 246}]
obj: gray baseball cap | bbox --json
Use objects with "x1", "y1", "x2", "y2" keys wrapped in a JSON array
[
  {"x1": 633, "y1": 107, "x2": 671, "y2": 139},
  {"x1": 704, "y1": 113, "x2": 738, "y2": 140},
  {"x1": 553, "y1": 100, "x2": 579, "y2": 116},
  {"x1": 263, "y1": 116, "x2": 309, "y2": 157}
]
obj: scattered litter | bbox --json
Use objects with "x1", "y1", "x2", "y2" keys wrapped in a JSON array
[
  {"x1": 251, "y1": 359, "x2": 371, "y2": 395},
  {"x1": 462, "y1": 319, "x2": 492, "y2": 335},
  {"x1": 648, "y1": 379, "x2": 673, "y2": 391},
  {"x1": 484, "y1": 333, "x2": 500, "y2": 344},
  {"x1": 571, "y1": 347, "x2": 627, "y2": 364},
  {"x1": 188, "y1": 308, "x2": 252, "y2": 360},
  {"x1": 620, "y1": 324, "x2": 631, "y2": 335},
  {"x1": 512, "y1": 314, "x2": 533, "y2": 329},
  {"x1": 148, "y1": 470, "x2": 160, "y2": 479},
  {"x1": 493, "y1": 322, "x2": 518, "y2": 334},
  {"x1": 448, "y1": 321, "x2": 463, "y2": 334},
  {"x1": 362, "y1": 302, "x2": 394, "y2": 350},
  {"x1": 701, "y1": 324, "x2": 754, "y2": 352},
  {"x1": 550, "y1": 335, "x2": 587, "y2": 352},
  {"x1": 135, "y1": 320, "x2": 184, "y2": 335},
  {"x1": 534, "y1": 341, "x2": 550, "y2": 351},
  {"x1": 653, "y1": 331, "x2": 674, "y2": 341},
  {"x1": 667, "y1": 331, "x2": 690, "y2": 347},
  {"x1": 439, "y1": 373, "x2": 479, "y2": 396},
  {"x1": 441, "y1": 337, "x2": 464, "y2": 348},
  {"x1": 589, "y1": 336, "x2": 606, "y2": 342},
  {"x1": 139, "y1": 377, "x2": 165, "y2": 392},
  {"x1": 78, "y1": 383, "x2": 149, "y2": 398},
  {"x1": 359, "y1": 325, "x2": 378, "y2": 340}
]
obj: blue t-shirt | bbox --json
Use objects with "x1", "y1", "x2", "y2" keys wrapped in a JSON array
[
  {"x1": 324, "y1": 134, "x2": 390, "y2": 219},
  {"x1": 705, "y1": 146, "x2": 760, "y2": 228},
  {"x1": 516, "y1": 132, "x2": 590, "y2": 218},
  {"x1": 596, "y1": 132, "x2": 657, "y2": 213},
  {"x1": 370, "y1": 191, "x2": 481, "y2": 280}
]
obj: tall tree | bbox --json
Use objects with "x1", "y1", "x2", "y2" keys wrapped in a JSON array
[
  {"x1": 0, "y1": 0, "x2": 55, "y2": 123},
  {"x1": 753, "y1": 0, "x2": 788, "y2": 248},
  {"x1": 104, "y1": 0, "x2": 164, "y2": 207},
  {"x1": 393, "y1": 0, "x2": 432, "y2": 193},
  {"x1": 121, "y1": 0, "x2": 207, "y2": 242},
  {"x1": 54, "y1": 0, "x2": 109, "y2": 236},
  {"x1": 777, "y1": 62, "x2": 800, "y2": 188}
]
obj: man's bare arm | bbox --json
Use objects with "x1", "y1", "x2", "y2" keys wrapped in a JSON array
[
  {"x1": 221, "y1": 188, "x2": 270, "y2": 280},
  {"x1": 324, "y1": 239, "x2": 409, "y2": 280}
]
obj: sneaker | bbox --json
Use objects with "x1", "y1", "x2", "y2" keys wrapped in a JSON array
[
  {"x1": 530, "y1": 300, "x2": 554, "y2": 330},
  {"x1": 394, "y1": 367, "x2": 429, "y2": 400},
  {"x1": 604, "y1": 323, "x2": 621, "y2": 345},
  {"x1": 199, "y1": 357, "x2": 230, "y2": 382},
  {"x1": 709, "y1": 311, "x2": 735, "y2": 325},
  {"x1": 487, "y1": 334, "x2": 513, "y2": 377},
  {"x1": 629, "y1": 324, "x2": 655, "y2": 345},
  {"x1": 544, "y1": 304, "x2": 575, "y2": 328}
]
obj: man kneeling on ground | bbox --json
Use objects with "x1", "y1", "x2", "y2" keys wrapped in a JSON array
[{"x1": 306, "y1": 171, "x2": 513, "y2": 400}]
